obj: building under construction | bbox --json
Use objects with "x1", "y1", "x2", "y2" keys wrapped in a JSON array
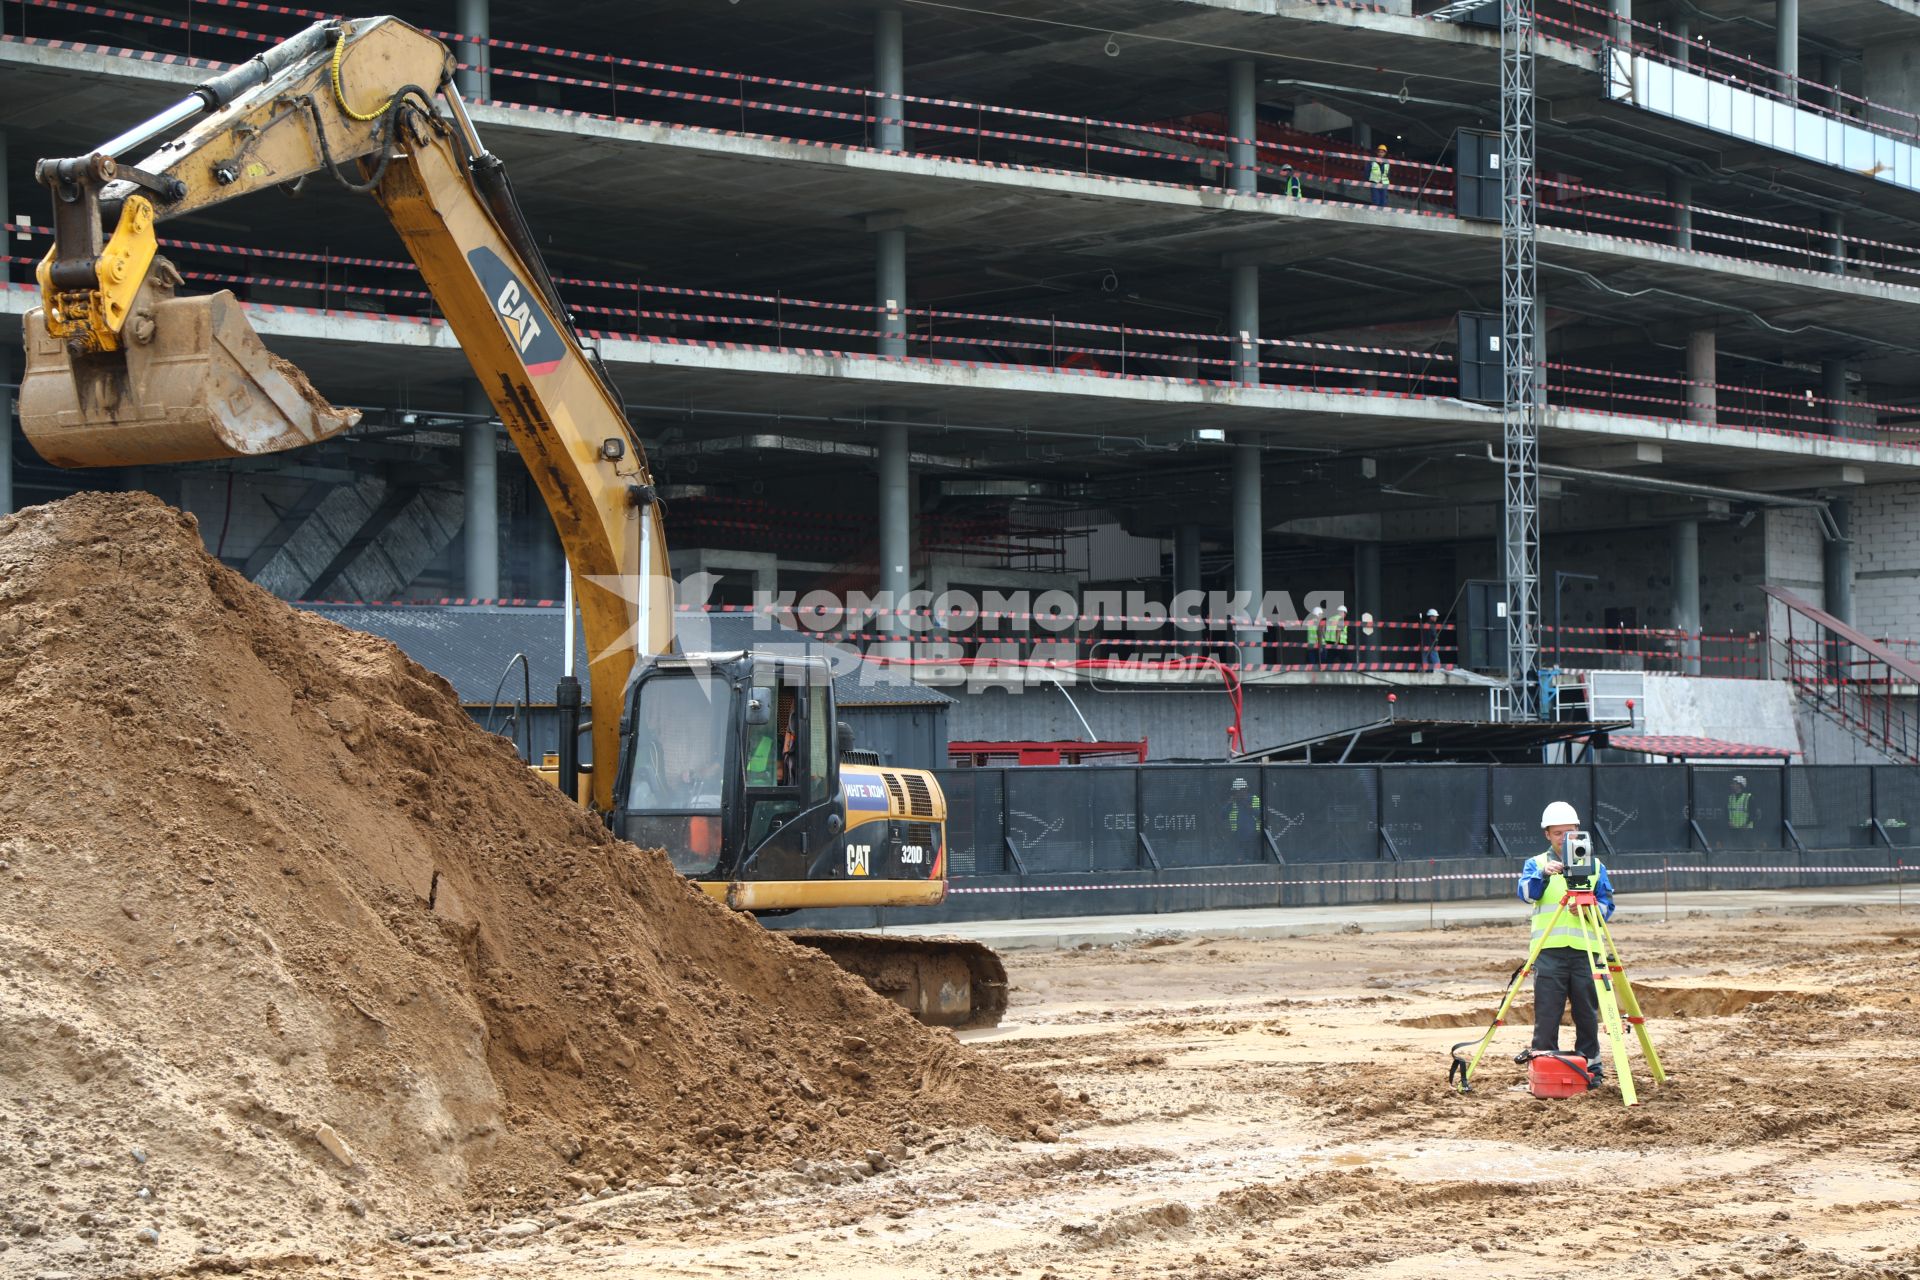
[{"x1": 5, "y1": 0, "x2": 1920, "y2": 765}]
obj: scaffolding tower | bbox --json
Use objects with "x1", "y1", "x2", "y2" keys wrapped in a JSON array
[{"x1": 1500, "y1": 0, "x2": 1542, "y2": 720}]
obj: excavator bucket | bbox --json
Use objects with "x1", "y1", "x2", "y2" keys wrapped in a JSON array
[{"x1": 19, "y1": 265, "x2": 359, "y2": 468}]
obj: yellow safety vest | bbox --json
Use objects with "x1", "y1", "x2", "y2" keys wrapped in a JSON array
[
  {"x1": 1530, "y1": 856, "x2": 1602, "y2": 953},
  {"x1": 746, "y1": 731, "x2": 776, "y2": 786},
  {"x1": 1728, "y1": 791, "x2": 1752, "y2": 829},
  {"x1": 1328, "y1": 618, "x2": 1349, "y2": 644},
  {"x1": 1370, "y1": 160, "x2": 1390, "y2": 185},
  {"x1": 1306, "y1": 617, "x2": 1324, "y2": 645}
]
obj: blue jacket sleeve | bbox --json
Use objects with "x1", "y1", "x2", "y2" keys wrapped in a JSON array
[
  {"x1": 1596, "y1": 863, "x2": 1616, "y2": 920},
  {"x1": 1517, "y1": 855, "x2": 1549, "y2": 905}
]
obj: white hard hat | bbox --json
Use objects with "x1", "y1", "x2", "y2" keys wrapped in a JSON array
[
  {"x1": 1312, "y1": 605, "x2": 1324, "y2": 616},
  {"x1": 1337, "y1": 604, "x2": 1349, "y2": 613},
  {"x1": 1732, "y1": 775, "x2": 1747, "y2": 786},
  {"x1": 1540, "y1": 800, "x2": 1580, "y2": 828},
  {"x1": 1426, "y1": 608, "x2": 1439, "y2": 618}
]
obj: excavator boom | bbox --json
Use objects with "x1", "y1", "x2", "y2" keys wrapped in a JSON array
[
  {"x1": 18, "y1": 17, "x2": 1003, "y2": 1029},
  {"x1": 18, "y1": 17, "x2": 670, "y2": 813}
]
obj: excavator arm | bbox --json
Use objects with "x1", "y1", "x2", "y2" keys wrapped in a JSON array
[{"x1": 19, "y1": 17, "x2": 669, "y2": 812}]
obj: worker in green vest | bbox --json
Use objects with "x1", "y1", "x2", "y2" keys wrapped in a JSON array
[
  {"x1": 1727, "y1": 774, "x2": 1755, "y2": 846},
  {"x1": 1225, "y1": 775, "x2": 1261, "y2": 840},
  {"x1": 745, "y1": 716, "x2": 778, "y2": 788},
  {"x1": 1516, "y1": 800, "x2": 1617, "y2": 1078},
  {"x1": 1304, "y1": 605, "x2": 1326, "y2": 668},
  {"x1": 1280, "y1": 162, "x2": 1302, "y2": 198},
  {"x1": 1327, "y1": 603, "x2": 1350, "y2": 668},
  {"x1": 1369, "y1": 144, "x2": 1391, "y2": 207}
]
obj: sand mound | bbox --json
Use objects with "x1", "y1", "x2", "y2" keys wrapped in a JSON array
[{"x1": 0, "y1": 492, "x2": 1058, "y2": 1275}]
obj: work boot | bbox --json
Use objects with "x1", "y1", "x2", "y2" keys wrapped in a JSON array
[{"x1": 1513, "y1": 1048, "x2": 1536, "y2": 1064}]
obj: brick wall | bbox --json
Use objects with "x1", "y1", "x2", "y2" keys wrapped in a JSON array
[
  {"x1": 1847, "y1": 482, "x2": 1920, "y2": 640},
  {"x1": 1448, "y1": 520, "x2": 1764, "y2": 637}
]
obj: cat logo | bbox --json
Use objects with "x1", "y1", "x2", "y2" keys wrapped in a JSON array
[
  {"x1": 465, "y1": 247, "x2": 565, "y2": 376},
  {"x1": 846, "y1": 843, "x2": 871, "y2": 877}
]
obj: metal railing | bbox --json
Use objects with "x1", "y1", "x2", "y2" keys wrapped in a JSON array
[{"x1": 1766, "y1": 587, "x2": 1920, "y2": 764}]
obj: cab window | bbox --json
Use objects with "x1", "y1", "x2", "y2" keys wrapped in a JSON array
[{"x1": 625, "y1": 675, "x2": 727, "y2": 813}]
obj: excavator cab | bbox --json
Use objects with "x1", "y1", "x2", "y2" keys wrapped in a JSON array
[{"x1": 613, "y1": 652, "x2": 851, "y2": 889}]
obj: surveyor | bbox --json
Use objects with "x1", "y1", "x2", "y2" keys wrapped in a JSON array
[
  {"x1": 1368, "y1": 144, "x2": 1391, "y2": 207},
  {"x1": 1516, "y1": 801, "x2": 1617, "y2": 1078}
]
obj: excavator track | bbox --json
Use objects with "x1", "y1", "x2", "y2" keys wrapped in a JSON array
[{"x1": 784, "y1": 930, "x2": 1008, "y2": 1030}]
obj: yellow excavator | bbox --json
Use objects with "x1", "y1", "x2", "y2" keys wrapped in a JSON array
[{"x1": 18, "y1": 16, "x2": 1004, "y2": 1027}]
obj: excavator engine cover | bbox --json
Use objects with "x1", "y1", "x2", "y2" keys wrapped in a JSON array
[{"x1": 20, "y1": 263, "x2": 360, "y2": 467}]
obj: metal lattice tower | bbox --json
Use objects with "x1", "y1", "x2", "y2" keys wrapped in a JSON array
[{"x1": 1500, "y1": 0, "x2": 1541, "y2": 720}]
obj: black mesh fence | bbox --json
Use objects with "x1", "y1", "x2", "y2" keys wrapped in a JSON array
[
  {"x1": 1137, "y1": 766, "x2": 1265, "y2": 867},
  {"x1": 1787, "y1": 766, "x2": 1873, "y2": 851},
  {"x1": 1490, "y1": 766, "x2": 1594, "y2": 858},
  {"x1": 1873, "y1": 766, "x2": 1920, "y2": 850},
  {"x1": 1379, "y1": 766, "x2": 1489, "y2": 858},
  {"x1": 930, "y1": 764, "x2": 1920, "y2": 880},
  {"x1": 1265, "y1": 766, "x2": 1379, "y2": 862},
  {"x1": 941, "y1": 768, "x2": 1005, "y2": 876},
  {"x1": 1591, "y1": 767, "x2": 1691, "y2": 854},
  {"x1": 1693, "y1": 765, "x2": 1784, "y2": 851}
]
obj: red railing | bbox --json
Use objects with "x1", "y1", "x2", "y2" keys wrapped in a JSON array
[
  {"x1": 1765, "y1": 587, "x2": 1920, "y2": 763},
  {"x1": 7, "y1": 0, "x2": 1920, "y2": 288}
]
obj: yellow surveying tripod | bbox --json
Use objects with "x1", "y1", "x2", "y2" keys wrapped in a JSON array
[{"x1": 1449, "y1": 885, "x2": 1667, "y2": 1106}]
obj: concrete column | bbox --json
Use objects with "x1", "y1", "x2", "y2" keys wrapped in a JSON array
[
  {"x1": 1228, "y1": 262, "x2": 1260, "y2": 387},
  {"x1": 879, "y1": 423, "x2": 911, "y2": 649},
  {"x1": 1672, "y1": 519, "x2": 1701, "y2": 675},
  {"x1": 0, "y1": 129, "x2": 10, "y2": 516},
  {"x1": 1227, "y1": 60, "x2": 1257, "y2": 195},
  {"x1": 1173, "y1": 524, "x2": 1202, "y2": 597},
  {"x1": 1, "y1": 127, "x2": 10, "y2": 285},
  {"x1": 1775, "y1": 0, "x2": 1799, "y2": 100},
  {"x1": 1354, "y1": 541, "x2": 1381, "y2": 614},
  {"x1": 1608, "y1": 0, "x2": 1632, "y2": 48},
  {"x1": 1822, "y1": 358, "x2": 1850, "y2": 438},
  {"x1": 1667, "y1": 171, "x2": 1692, "y2": 251},
  {"x1": 1819, "y1": 53, "x2": 1843, "y2": 112},
  {"x1": 1822, "y1": 211, "x2": 1846, "y2": 276},
  {"x1": 1672, "y1": 15, "x2": 1691, "y2": 65},
  {"x1": 455, "y1": 0, "x2": 490, "y2": 100},
  {"x1": 0, "y1": 343, "x2": 13, "y2": 518},
  {"x1": 875, "y1": 225, "x2": 907, "y2": 358},
  {"x1": 1824, "y1": 499, "x2": 1853, "y2": 627},
  {"x1": 462, "y1": 383, "x2": 500, "y2": 600},
  {"x1": 874, "y1": 9, "x2": 905, "y2": 153},
  {"x1": 1686, "y1": 329, "x2": 1716, "y2": 426},
  {"x1": 1233, "y1": 444, "x2": 1263, "y2": 657}
]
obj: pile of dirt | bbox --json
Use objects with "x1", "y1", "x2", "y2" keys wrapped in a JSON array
[{"x1": 0, "y1": 492, "x2": 1059, "y2": 1275}]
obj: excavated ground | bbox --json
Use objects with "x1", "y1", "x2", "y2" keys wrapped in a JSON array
[
  {"x1": 0, "y1": 493, "x2": 1061, "y2": 1279},
  {"x1": 256, "y1": 908, "x2": 1919, "y2": 1279}
]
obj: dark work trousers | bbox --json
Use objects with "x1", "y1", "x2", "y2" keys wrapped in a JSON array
[{"x1": 1531, "y1": 945, "x2": 1601, "y2": 1062}]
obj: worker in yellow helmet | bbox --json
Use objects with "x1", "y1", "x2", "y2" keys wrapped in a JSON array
[
  {"x1": 1369, "y1": 143, "x2": 1391, "y2": 208},
  {"x1": 1515, "y1": 800, "x2": 1616, "y2": 1080}
]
